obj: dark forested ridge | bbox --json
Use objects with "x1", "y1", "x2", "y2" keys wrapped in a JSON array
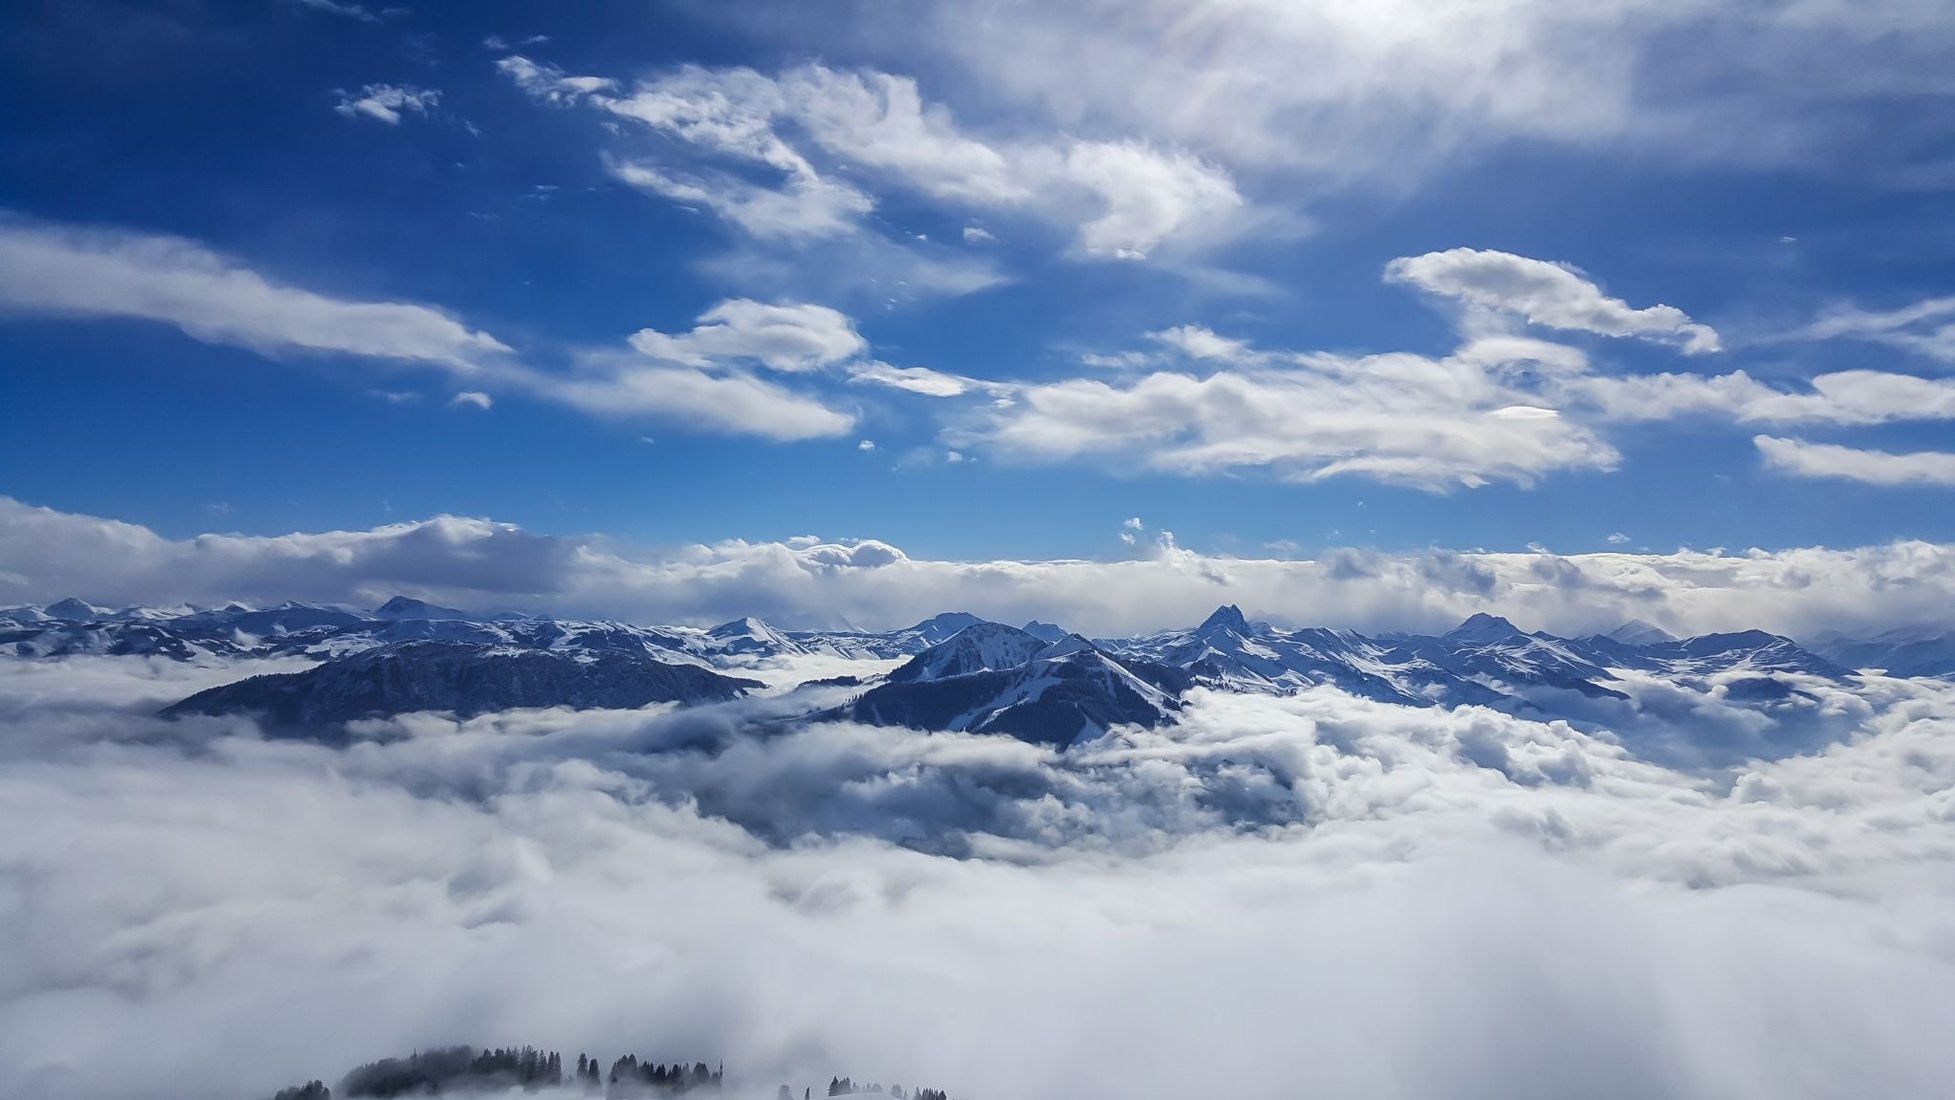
[{"x1": 264, "y1": 1045, "x2": 959, "y2": 1100}]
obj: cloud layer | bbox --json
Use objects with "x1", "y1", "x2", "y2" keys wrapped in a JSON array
[
  {"x1": 3, "y1": 657, "x2": 1953, "y2": 1100},
  {"x1": 9, "y1": 496, "x2": 1955, "y2": 640}
]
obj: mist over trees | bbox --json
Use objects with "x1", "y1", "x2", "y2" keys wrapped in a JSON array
[{"x1": 267, "y1": 1045, "x2": 955, "y2": 1100}]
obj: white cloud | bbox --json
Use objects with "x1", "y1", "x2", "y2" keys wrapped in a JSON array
[
  {"x1": 450, "y1": 391, "x2": 493, "y2": 410},
  {"x1": 286, "y1": 0, "x2": 381, "y2": 22},
  {"x1": 607, "y1": 157, "x2": 875, "y2": 242},
  {"x1": 530, "y1": 61, "x2": 1243, "y2": 260},
  {"x1": 1055, "y1": 139, "x2": 1242, "y2": 259},
  {"x1": 540, "y1": 364, "x2": 855, "y2": 441},
  {"x1": 482, "y1": 34, "x2": 549, "y2": 51},
  {"x1": 1386, "y1": 248, "x2": 1720, "y2": 354},
  {"x1": 627, "y1": 299, "x2": 866, "y2": 372},
  {"x1": 0, "y1": 216, "x2": 883, "y2": 443},
  {"x1": 333, "y1": 84, "x2": 440, "y2": 125},
  {"x1": 962, "y1": 225, "x2": 995, "y2": 244},
  {"x1": 848, "y1": 362, "x2": 981, "y2": 398},
  {"x1": 960, "y1": 343, "x2": 1618, "y2": 491},
  {"x1": 496, "y1": 299, "x2": 866, "y2": 440},
  {"x1": 810, "y1": 0, "x2": 1955, "y2": 195},
  {"x1": 1573, "y1": 369, "x2": 1955, "y2": 426},
  {"x1": 1607, "y1": 532, "x2": 1631, "y2": 545},
  {"x1": 1795, "y1": 295, "x2": 1955, "y2": 363},
  {"x1": 0, "y1": 217, "x2": 510, "y2": 370},
  {"x1": 494, "y1": 55, "x2": 618, "y2": 105},
  {"x1": 1755, "y1": 435, "x2": 1955, "y2": 487},
  {"x1": 778, "y1": 66, "x2": 1030, "y2": 206},
  {"x1": 1149, "y1": 324, "x2": 1255, "y2": 361},
  {"x1": 12, "y1": 496, "x2": 1955, "y2": 639},
  {"x1": 4, "y1": 660, "x2": 1955, "y2": 1099},
  {"x1": 857, "y1": 439, "x2": 877, "y2": 451}
]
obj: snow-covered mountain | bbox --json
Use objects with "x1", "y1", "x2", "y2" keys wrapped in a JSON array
[
  {"x1": 2, "y1": 596, "x2": 737, "y2": 666},
  {"x1": 706, "y1": 616, "x2": 804, "y2": 655},
  {"x1": 3, "y1": 595, "x2": 1928, "y2": 746},
  {"x1": 162, "y1": 641, "x2": 760, "y2": 733},
  {"x1": 836, "y1": 627, "x2": 1189, "y2": 746},
  {"x1": 786, "y1": 611, "x2": 997, "y2": 659},
  {"x1": 1104, "y1": 605, "x2": 1850, "y2": 711},
  {"x1": 885, "y1": 621, "x2": 1050, "y2": 683},
  {"x1": 1807, "y1": 626, "x2": 1955, "y2": 679}
]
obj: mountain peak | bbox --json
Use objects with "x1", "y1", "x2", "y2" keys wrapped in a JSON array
[
  {"x1": 907, "y1": 611, "x2": 989, "y2": 645},
  {"x1": 1604, "y1": 618, "x2": 1676, "y2": 647},
  {"x1": 44, "y1": 597, "x2": 105, "y2": 621},
  {"x1": 373, "y1": 595, "x2": 472, "y2": 621},
  {"x1": 1197, "y1": 604, "x2": 1250, "y2": 635},
  {"x1": 1443, "y1": 612, "x2": 1524, "y2": 644},
  {"x1": 1022, "y1": 620, "x2": 1070, "y2": 643}
]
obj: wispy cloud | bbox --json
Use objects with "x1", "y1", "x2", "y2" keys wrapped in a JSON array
[
  {"x1": 1755, "y1": 435, "x2": 1955, "y2": 487},
  {"x1": 1386, "y1": 248, "x2": 1720, "y2": 354},
  {"x1": 285, "y1": 0, "x2": 385, "y2": 23},
  {"x1": 1793, "y1": 295, "x2": 1955, "y2": 363},
  {"x1": 333, "y1": 84, "x2": 440, "y2": 125},
  {"x1": 504, "y1": 59, "x2": 1245, "y2": 260},
  {"x1": 0, "y1": 216, "x2": 509, "y2": 370}
]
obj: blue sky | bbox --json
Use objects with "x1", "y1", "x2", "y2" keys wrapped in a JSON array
[{"x1": 5, "y1": 0, "x2": 1955, "y2": 565}]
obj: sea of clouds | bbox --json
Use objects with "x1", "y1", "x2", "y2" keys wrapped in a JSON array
[
  {"x1": 3, "y1": 654, "x2": 1954, "y2": 1100},
  {"x1": 10, "y1": 495, "x2": 1955, "y2": 640}
]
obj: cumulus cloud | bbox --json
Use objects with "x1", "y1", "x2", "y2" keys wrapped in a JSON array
[
  {"x1": 487, "y1": 298, "x2": 868, "y2": 440},
  {"x1": 11, "y1": 496, "x2": 1955, "y2": 639},
  {"x1": 0, "y1": 216, "x2": 511, "y2": 370},
  {"x1": 1148, "y1": 323, "x2": 1253, "y2": 361},
  {"x1": 4, "y1": 659, "x2": 1955, "y2": 1099},
  {"x1": 333, "y1": 84, "x2": 440, "y2": 125},
  {"x1": 959, "y1": 342, "x2": 1619, "y2": 490},
  {"x1": 965, "y1": 295, "x2": 1955, "y2": 493},
  {"x1": 1755, "y1": 435, "x2": 1955, "y2": 487},
  {"x1": 1386, "y1": 248, "x2": 1720, "y2": 354},
  {"x1": 628, "y1": 300, "x2": 867, "y2": 372}
]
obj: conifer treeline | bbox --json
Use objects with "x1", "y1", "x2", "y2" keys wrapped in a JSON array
[
  {"x1": 824, "y1": 1077, "x2": 950, "y2": 1100},
  {"x1": 266, "y1": 1045, "x2": 957, "y2": 1100}
]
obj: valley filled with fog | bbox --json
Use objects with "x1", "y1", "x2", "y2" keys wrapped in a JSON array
[{"x1": 4, "y1": 609, "x2": 1953, "y2": 1099}]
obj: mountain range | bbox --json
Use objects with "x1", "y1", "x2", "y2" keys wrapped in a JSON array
[{"x1": 3, "y1": 596, "x2": 1938, "y2": 744}]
